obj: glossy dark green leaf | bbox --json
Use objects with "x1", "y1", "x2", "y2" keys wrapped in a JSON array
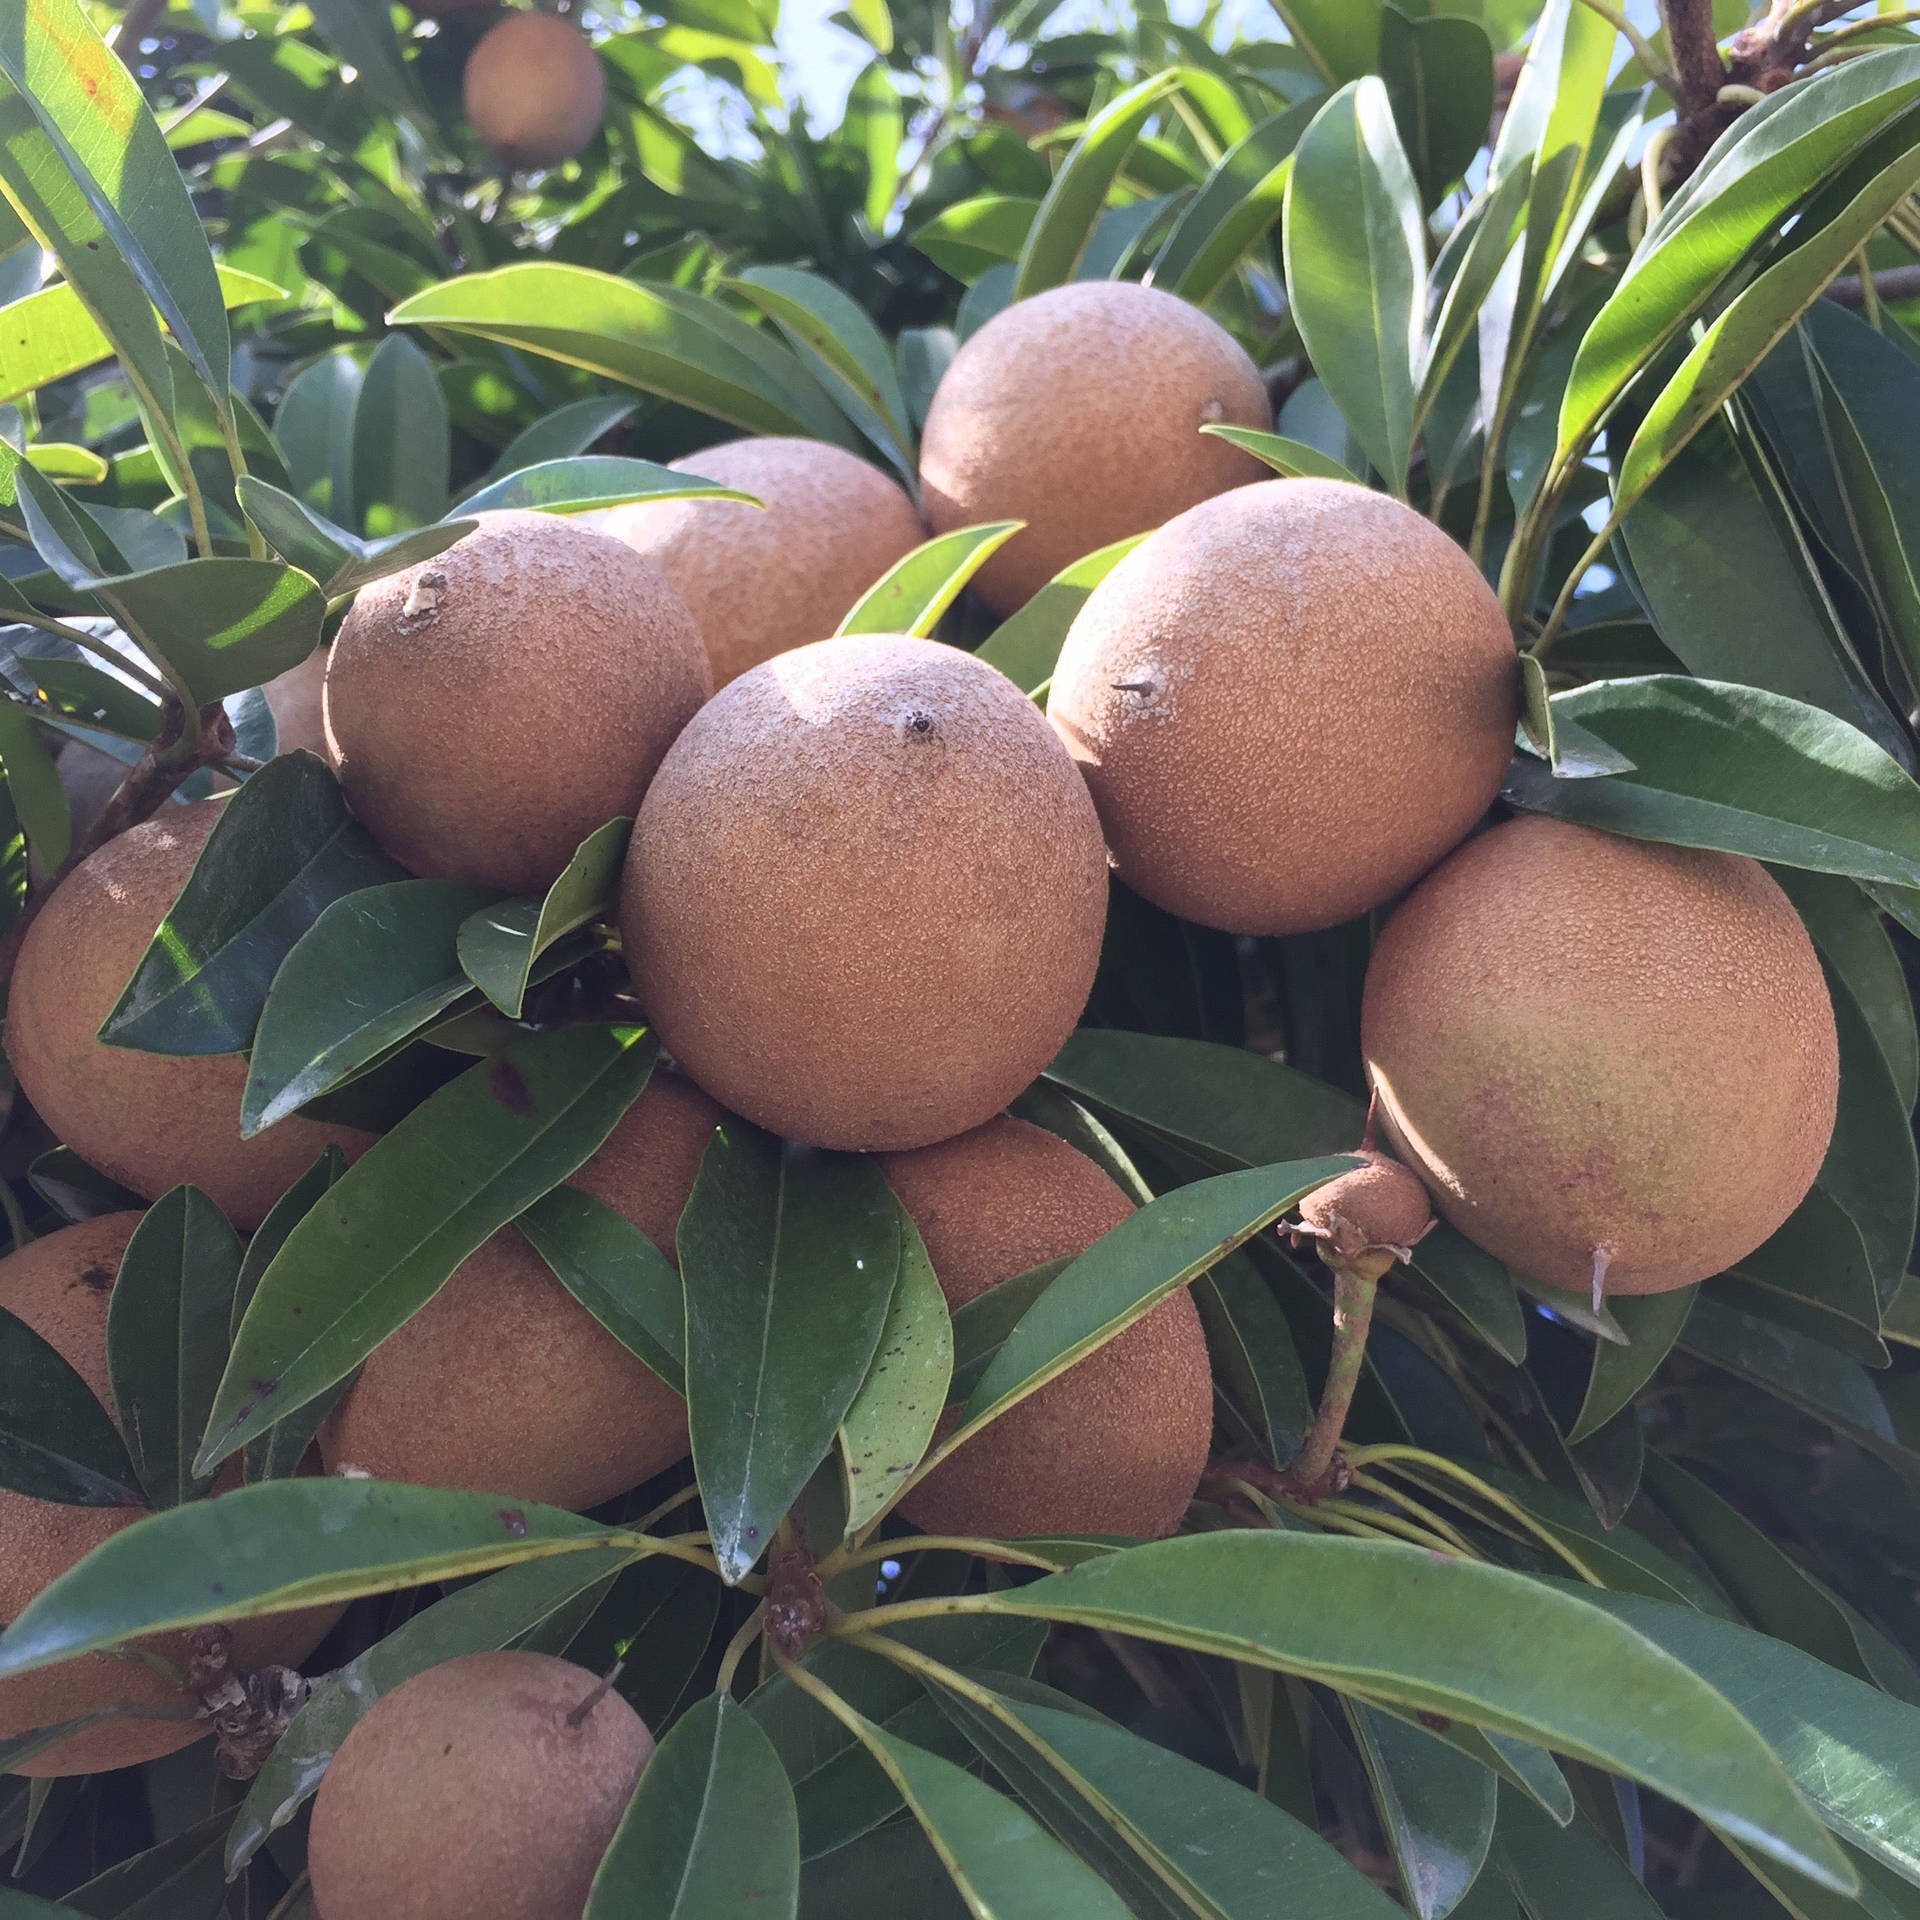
[
  {"x1": 1505, "y1": 678, "x2": 1920, "y2": 889},
  {"x1": 1567, "y1": 1286, "x2": 1695, "y2": 1444},
  {"x1": 1194, "y1": 1250, "x2": 1312, "y2": 1467},
  {"x1": 0, "y1": 1299, "x2": 140, "y2": 1507},
  {"x1": 1270, "y1": 0, "x2": 1380, "y2": 82},
  {"x1": 797, "y1": 1820, "x2": 969, "y2": 1920},
  {"x1": 347, "y1": 334, "x2": 449, "y2": 538},
  {"x1": 911, "y1": 195, "x2": 1040, "y2": 281},
  {"x1": 838, "y1": 522, "x2": 1023, "y2": 638},
  {"x1": 957, "y1": 1533, "x2": 1852, "y2": 1891},
  {"x1": 1409, "y1": 1223, "x2": 1530, "y2": 1366},
  {"x1": 1152, "y1": 103, "x2": 1313, "y2": 306},
  {"x1": 1380, "y1": 8, "x2": 1494, "y2": 208},
  {"x1": 26, "y1": 1146, "x2": 143, "y2": 1225},
  {"x1": 101, "y1": 753, "x2": 404, "y2": 1056},
  {"x1": 202, "y1": 1025, "x2": 659, "y2": 1470},
  {"x1": 59, "y1": 1807, "x2": 229, "y2": 1920},
  {"x1": 470, "y1": 397, "x2": 639, "y2": 491},
  {"x1": 1681, "y1": 1295, "x2": 1896, "y2": 1450},
  {"x1": 679, "y1": 1122, "x2": 899, "y2": 1582},
  {"x1": 946, "y1": 1256, "x2": 1069, "y2": 1405},
  {"x1": 14, "y1": 657, "x2": 161, "y2": 743},
  {"x1": 105, "y1": 1187, "x2": 240, "y2": 1509},
  {"x1": 1283, "y1": 76, "x2": 1425, "y2": 492},
  {"x1": 587, "y1": 1693, "x2": 799, "y2": 1920},
  {"x1": 1201, "y1": 421, "x2": 1361, "y2": 484},
  {"x1": 1350, "y1": 1700, "x2": 1496, "y2": 1919},
  {"x1": 0, "y1": 696, "x2": 66, "y2": 871},
  {"x1": 453, "y1": 456, "x2": 757, "y2": 518},
  {"x1": 1494, "y1": 1792, "x2": 1664, "y2": 1918},
  {"x1": 243, "y1": 880, "x2": 502, "y2": 1135},
  {"x1": 972, "y1": 535, "x2": 1141, "y2": 694},
  {"x1": 517, "y1": 1185, "x2": 685, "y2": 1393},
  {"x1": 236, "y1": 475, "x2": 475, "y2": 600}
]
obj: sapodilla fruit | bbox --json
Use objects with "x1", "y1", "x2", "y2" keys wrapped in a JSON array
[
  {"x1": 463, "y1": 11, "x2": 606, "y2": 170},
  {"x1": 880, "y1": 1117, "x2": 1212, "y2": 1539},
  {"x1": 0, "y1": 1216, "x2": 339, "y2": 1776},
  {"x1": 320, "y1": 1072, "x2": 720, "y2": 1509},
  {"x1": 1048, "y1": 478, "x2": 1520, "y2": 936},
  {"x1": 622, "y1": 635, "x2": 1108, "y2": 1151},
  {"x1": 1297, "y1": 1148, "x2": 1433, "y2": 1279},
  {"x1": 307, "y1": 1651, "x2": 653, "y2": 1920},
  {"x1": 599, "y1": 437, "x2": 927, "y2": 688},
  {"x1": 1361, "y1": 816, "x2": 1840, "y2": 1296},
  {"x1": 918, "y1": 281, "x2": 1271, "y2": 616},
  {"x1": 324, "y1": 511, "x2": 710, "y2": 894},
  {"x1": 6, "y1": 802, "x2": 374, "y2": 1231}
]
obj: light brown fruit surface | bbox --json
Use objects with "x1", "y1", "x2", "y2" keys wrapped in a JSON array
[
  {"x1": 600, "y1": 437, "x2": 927, "y2": 687},
  {"x1": 324, "y1": 511, "x2": 710, "y2": 894},
  {"x1": 1362, "y1": 816, "x2": 1840, "y2": 1295},
  {"x1": 1048, "y1": 478, "x2": 1519, "y2": 935},
  {"x1": 463, "y1": 11, "x2": 606, "y2": 170},
  {"x1": 1297, "y1": 1149, "x2": 1432, "y2": 1273},
  {"x1": 918, "y1": 282, "x2": 1270, "y2": 615},
  {"x1": 307, "y1": 1651, "x2": 652, "y2": 1920},
  {"x1": 0, "y1": 1216, "x2": 339, "y2": 1776},
  {"x1": 320, "y1": 1073, "x2": 719, "y2": 1508},
  {"x1": 623, "y1": 635, "x2": 1108, "y2": 1150},
  {"x1": 5, "y1": 802, "x2": 375, "y2": 1230},
  {"x1": 880, "y1": 1117, "x2": 1212, "y2": 1540}
]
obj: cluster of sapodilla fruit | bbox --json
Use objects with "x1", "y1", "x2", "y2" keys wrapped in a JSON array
[{"x1": 0, "y1": 274, "x2": 1841, "y2": 1914}]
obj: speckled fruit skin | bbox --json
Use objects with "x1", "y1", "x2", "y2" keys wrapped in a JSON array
[
  {"x1": 5, "y1": 802, "x2": 375, "y2": 1230},
  {"x1": 1048, "y1": 478, "x2": 1520, "y2": 936},
  {"x1": 462, "y1": 12, "x2": 606, "y2": 170},
  {"x1": 918, "y1": 281, "x2": 1271, "y2": 616},
  {"x1": 320, "y1": 1073, "x2": 720, "y2": 1509},
  {"x1": 0, "y1": 1217, "x2": 340, "y2": 1776},
  {"x1": 600, "y1": 437, "x2": 927, "y2": 687},
  {"x1": 324, "y1": 511, "x2": 710, "y2": 894},
  {"x1": 880, "y1": 1117, "x2": 1213, "y2": 1540},
  {"x1": 307, "y1": 1651, "x2": 653, "y2": 1920},
  {"x1": 623, "y1": 635, "x2": 1109, "y2": 1151},
  {"x1": 1298, "y1": 1149, "x2": 1432, "y2": 1251},
  {"x1": 1362, "y1": 816, "x2": 1840, "y2": 1296}
]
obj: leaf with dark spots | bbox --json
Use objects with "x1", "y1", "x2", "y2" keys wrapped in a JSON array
[{"x1": 490, "y1": 1060, "x2": 535, "y2": 1116}]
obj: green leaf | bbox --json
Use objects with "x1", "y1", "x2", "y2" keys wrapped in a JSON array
[
  {"x1": 305, "y1": 0, "x2": 421, "y2": 124},
  {"x1": 1681, "y1": 1294, "x2": 1896, "y2": 1446},
  {"x1": 0, "y1": 1478, "x2": 627, "y2": 1680},
  {"x1": 472, "y1": 397, "x2": 640, "y2": 489},
  {"x1": 679, "y1": 1122, "x2": 901, "y2": 1582},
  {"x1": 105, "y1": 1186, "x2": 240, "y2": 1509},
  {"x1": 911, "y1": 196, "x2": 1041, "y2": 282},
  {"x1": 1495, "y1": 1792, "x2": 1665, "y2": 1918},
  {"x1": 452, "y1": 456, "x2": 757, "y2": 518},
  {"x1": 838, "y1": 1210, "x2": 952, "y2": 1536},
  {"x1": 1282, "y1": 77, "x2": 1425, "y2": 493},
  {"x1": 836, "y1": 522, "x2": 1023, "y2": 637},
  {"x1": 1567, "y1": 1286, "x2": 1696, "y2": 1444},
  {"x1": 390, "y1": 265, "x2": 855, "y2": 446},
  {"x1": 961, "y1": 1533, "x2": 1854, "y2": 1892},
  {"x1": 587, "y1": 1693, "x2": 799, "y2": 1920},
  {"x1": 242, "y1": 880, "x2": 502, "y2": 1136},
  {"x1": 236, "y1": 475, "x2": 475, "y2": 600},
  {"x1": 100, "y1": 753, "x2": 405, "y2": 1057},
  {"x1": 200, "y1": 1025, "x2": 660, "y2": 1470},
  {"x1": 1014, "y1": 69, "x2": 1190, "y2": 300},
  {"x1": 517, "y1": 1185, "x2": 685, "y2": 1394},
  {"x1": 0, "y1": 1299, "x2": 141, "y2": 1507},
  {"x1": 1349, "y1": 1700, "x2": 1496, "y2": 1920},
  {"x1": 1381, "y1": 8, "x2": 1495, "y2": 209},
  {"x1": 1152, "y1": 103, "x2": 1313, "y2": 307},
  {"x1": 349, "y1": 333, "x2": 450, "y2": 538},
  {"x1": 1271, "y1": 0, "x2": 1381, "y2": 83},
  {"x1": 847, "y1": 61, "x2": 902, "y2": 229},
  {"x1": 972, "y1": 535, "x2": 1142, "y2": 695},
  {"x1": 1200, "y1": 422, "x2": 1361, "y2": 484},
  {"x1": 1408, "y1": 1224, "x2": 1530, "y2": 1366},
  {"x1": 1503, "y1": 678, "x2": 1920, "y2": 890},
  {"x1": 1195, "y1": 1250, "x2": 1312, "y2": 1467},
  {"x1": 0, "y1": 696, "x2": 67, "y2": 872}
]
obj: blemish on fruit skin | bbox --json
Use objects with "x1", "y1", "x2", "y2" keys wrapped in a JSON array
[
  {"x1": 489, "y1": 1061, "x2": 533, "y2": 1115},
  {"x1": 77, "y1": 1263, "x2": 112, "y2": 1293},
  {"x1": 496, "y1": 1509, "x2": 528, "y2": 1537}
]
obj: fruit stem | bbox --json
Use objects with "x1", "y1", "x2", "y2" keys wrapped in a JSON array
[
  {"x1": 716, "y1": 1601, "x2": 767, "y2": 1698},
  {"x1": 1287, "y1": 1262, "x2": 1381, "y2": 1495},
  {"x1": 564, "y1": 1661, "x2": 624, "y2": 1728}
]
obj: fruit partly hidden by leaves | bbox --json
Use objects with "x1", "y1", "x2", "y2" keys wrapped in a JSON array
[
  {"x1": 1296, "y1": 1148, "x2": 1433, "y2": 1283},
  {"x1": 307, "y1": 1650, "x2": 653, "y2": 1920},
  {"x1": 324, "y1": 510, "x2": 710, "y2": 894},
  {"x1": 600, "y1": 436, "x2": 928, "y2": 688},
  {"x1": 262, "y1": 645, "x2": 329, "y2": 758},
  {"x1": 917, "y1": 281, "x2": 1271, "y2": 616},
  {"x1": 1362, "y1": 816, "x2": 1841, "y2": 1296},
  {"x1": 320, "y1": 1072, "x2": 719, "y2": 1510},
  {"x1": 0, "y1": 1215, "x2": 340, "y2": 1776},
  {"x1": 5, "y1": 801, "x2": 375, "y2": 1231},
  {"x1": 880, "y1": 1116, "x2": 1213, "y2": 1540},
  {"x1": 462, "y1": 10, "x2": 606, "y2": 171},
  {"x1": 624, "y1": 634, "x2": 1108, "y2": 1150},
  {"x1": 1048, "y1": 477, "x2": 1520, "y2": 936}
]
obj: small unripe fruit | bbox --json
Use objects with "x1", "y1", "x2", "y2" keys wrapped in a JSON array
[
  {"x1": 1296, "y1": 1149, "x2": 1433, "y2": 1282},
  {"x1": 307, "y1": 1651, "x2": 653, "y2": 1920},
  {"x1": 463, "y1": 12, "x2": 606, "y2": 171}
]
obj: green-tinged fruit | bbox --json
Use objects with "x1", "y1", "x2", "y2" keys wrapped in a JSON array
[
  {"x1": 5, "y1": 801, "x2": 375, "y2": 1230},
  {"x1": 0, "y1": 1216, "x2": 340, "y2": 1776},
  {"x1": 624, "y1": 635, "x2": 1108, "y2": 1151},
  {"x1": 600, "y1": 437, "x2": 927, "y2": 687},
  {"x1": 324, "y1": 510, "x2": 710, "y2": 894},
  {"x1": 1048, "y1": 479, "x2": 1520, "y2": 935},
  {"x1": 1362, "y1": 816, "x2": 1840, "y2": 1296},
  {"x1": 307, "y1": 1651, "x2": 653, "y2": 1920},
  {"x1": 462, "y1": 12, "x2": 606, "y2": 171},
  {"x1": 918, "y1": 281, "x2": 1270, "y2": 616},
  {"x1": 880, "y1": 1116, "x2": 1213, "y2": 1541}
]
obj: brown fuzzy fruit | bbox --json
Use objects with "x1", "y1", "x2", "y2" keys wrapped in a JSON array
[
  {"x1": 0, "y1": 1216, "x2": 339, "y2": 1776},
  {"x1": 1048, "y1": 478, "x2": 1519, "y2": 936},
  {"x1": 623, "y1": 635, "x2": 1108, "y2": 1151},
  {"x1": 324, "y1": 511, "x2": 710, "y2": 894},
  {"x1": 307, "y1": 1651, "x2": 653, "y2": 1920},
  {"x1": 320, "y1": 1072, "x2": 719, "y2": 1510},
  {"x1": 600, "y1": 437, "x2": 927, "y2": 688},
  {"x1": 1297, "y1": 1149, "x2": 1432, "y2": 1276},
  {"x1": 880, "y1": 1117, "x2": 1212, "y2": 1540},
  {"x1": 6, "y1": 802, "x2": 375, "y2": 1230},
  {"x1": 462, "y1": 12, "x2": 606, "y2": 170},
  {"x1": 918, "y1": 282, "x2": 1271, "y2": 616},
  {"x1": 1362, "y1": 816, "x2": 1840, "y2": 1296}
]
